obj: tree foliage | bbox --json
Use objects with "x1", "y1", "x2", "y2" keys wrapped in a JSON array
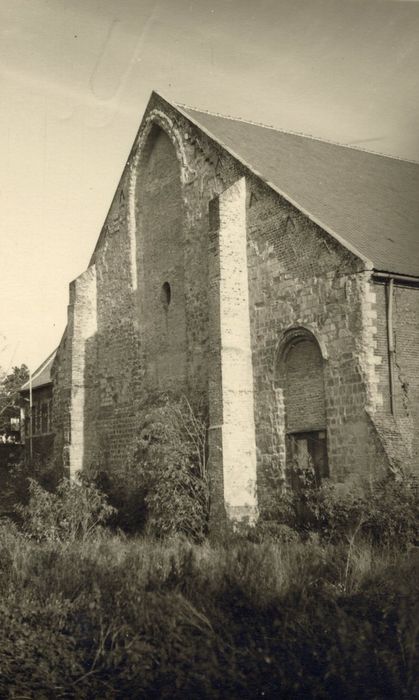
[{"x1": 0, "y1": 364, "x2": 29, "y2": 433}]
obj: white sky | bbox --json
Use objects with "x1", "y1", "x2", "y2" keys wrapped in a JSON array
[{"x1": 1, "y1": 0, "x2": 419, "y2": 372}]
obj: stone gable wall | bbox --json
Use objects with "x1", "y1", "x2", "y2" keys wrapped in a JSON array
[
  {"x1": 245, "y1": 179, "x2": 389, "y2": 505},
  {"x1": 51, "y1": 94, "x2": 414, "y2": 522},
  {"x1": 135, "y1": 126, "x2": 187, "y2": 389}
]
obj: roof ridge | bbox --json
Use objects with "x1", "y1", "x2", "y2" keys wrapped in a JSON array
[{"x1": 176, "y1": 102, "x2": 419, "y2": 165}]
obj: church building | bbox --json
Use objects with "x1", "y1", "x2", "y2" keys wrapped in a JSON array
[{"x1": 50, "y1": 91, "x2": 419, "y2": 523}]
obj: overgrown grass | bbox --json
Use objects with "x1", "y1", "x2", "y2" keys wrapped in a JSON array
[
  {"x1": 1, "y1": 402, "x2": 417, "y2": 699},
  {"x1": 0, "y1": 522, "x2": 418, "y2": 699}
]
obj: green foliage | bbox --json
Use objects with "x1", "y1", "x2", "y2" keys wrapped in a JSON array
[{"x1": 17, "y1": 477, "x2": 116, "y2": 543}]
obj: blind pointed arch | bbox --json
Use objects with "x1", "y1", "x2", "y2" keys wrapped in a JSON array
[{"x1": 276, "y1": 327, "x2": 328, "y2": 481}]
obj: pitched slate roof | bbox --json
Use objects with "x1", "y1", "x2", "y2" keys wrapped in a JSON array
[
  {"x1": 179, "y1": 106, "x2": 419, "y2": 277},
  {"x1": 20, "y1": 349, "x2": 56, "y2": 392}
]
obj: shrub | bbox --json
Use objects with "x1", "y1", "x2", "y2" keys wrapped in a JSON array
[
  {"x1": 250, "y1": 520, "x2": 300, "y2": 545},
  {"x1": 0, "y1": 459, "x2": 31, "y2": 515},
  {"x1": 92, "y1": 461, "x2": 148, "y2": 534},
  {"x1": 138, "y1": 394, "x2": 209, "y2": 541},
  {"x1": 17, "y1": 476, "x2": 115, "y2": 543},
  {"x1": 290, "y1": 469, "x2": 419, "y2": 547},
  {"x1": 107, "y1": 393, "x2": 209, "y2": 540},
  {"x1": 257, "y1": 455, "x2": 418, "y2": 549},
  {"x1": 361, "y1": 472, "x2": 419, "y2": 547},
  {"x1": 308, "y1": 479, "x2": 366, "y2": 541},
  {"x1": 0, "y1": 455, "x2": 65, "y2": 523}
]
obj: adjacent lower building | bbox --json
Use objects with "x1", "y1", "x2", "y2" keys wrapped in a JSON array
[
  {"x1": 36, "y1": 92, "x2": 419, "y2": 523},
  {"x1": 20, "y1": 350, "x2": 56, "y2": 467}
]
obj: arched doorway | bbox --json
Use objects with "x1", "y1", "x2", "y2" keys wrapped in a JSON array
[{"x1": 278, "y1": 329, "x2": 329, "y2": 485}]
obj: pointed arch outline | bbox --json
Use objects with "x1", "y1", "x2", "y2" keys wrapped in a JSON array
[{"x1": 126, "y1": 109, "x2": 195, "y2": 290}]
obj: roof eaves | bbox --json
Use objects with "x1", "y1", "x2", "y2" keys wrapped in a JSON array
[
  {"x1": 20, "y1": 348, "x2": 57, "y2": 392},
  {"x1": 20, "y1": 380, "x2": 51, "y2": 393}
]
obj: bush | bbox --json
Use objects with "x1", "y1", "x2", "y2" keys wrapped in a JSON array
[
  {"x1": 257, "y1": 458, "x2": 418, "y2": 548},
  {"x1": 300, "y1": 471, "x2": 419, "y2": 547},
  {"x1": 0, "y1": 455, "x2": 65, "y2": 522},
  {"x1": 92, "y1": 462, "x2": 148, "y2": 534},
  {"x1": 105, "y1": 393, "x2": 209, "y2": 540},
  {"x1": 17, "y1": 477, "x2": 116, "y2": 543},
  {"x1": 250, "y1": 520, "x2": 300, "y2": 545},
  {"x1": 137, "y1": 395, "x2": 209, "y2": 541},
  {"x1": 0, "y1": 459, "x2": 32, "y2": 515},
  {"x1": 362, "y1": 473, "x2": 419, "y2": 546}
]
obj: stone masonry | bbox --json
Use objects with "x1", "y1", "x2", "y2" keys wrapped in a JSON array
[{"x1": 51, "y1": 92, "x2": 419, "y2": 525}]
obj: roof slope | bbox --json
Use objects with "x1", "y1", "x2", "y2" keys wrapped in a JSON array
[
  {"x1": 181, "y1": 107, "x2": 419, "y2": 277},
  {"x1": 20, "y1": 349, "x2": 56, "y2": 392}
]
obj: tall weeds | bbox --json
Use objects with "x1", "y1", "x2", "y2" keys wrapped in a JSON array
[
  {"x1": 0, "y1": 522, "x2": 417, "y2": 699},
  {"x1": 1, "y1": 413, "x2": 418, "y2": 698}
]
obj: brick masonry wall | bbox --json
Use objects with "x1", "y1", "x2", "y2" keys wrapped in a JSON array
[
  {"x1": 54, "y1": 96, "x2": 238, "y2": 478},
  {"x1": 284, "y1": 338, "x2": 326, "y2": 433},
  {"x1": 88, "y1": 162, "x2": 140, "y2": 474},
  {"x1": 245, "y1": 178, "x2": 390, "y2": 507},
  {"x1": 373, "y1": 281, "x2": 419, "y2": 469},
  {"x1": 51, "y1": 329, "x2": 72, "y2": 473},
  {"x1": 135, "y1": 125, "x2": 187, "y2": 390},
  {"x1": 52, "y1": 93, "x2": 412, "y2": 521}
]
